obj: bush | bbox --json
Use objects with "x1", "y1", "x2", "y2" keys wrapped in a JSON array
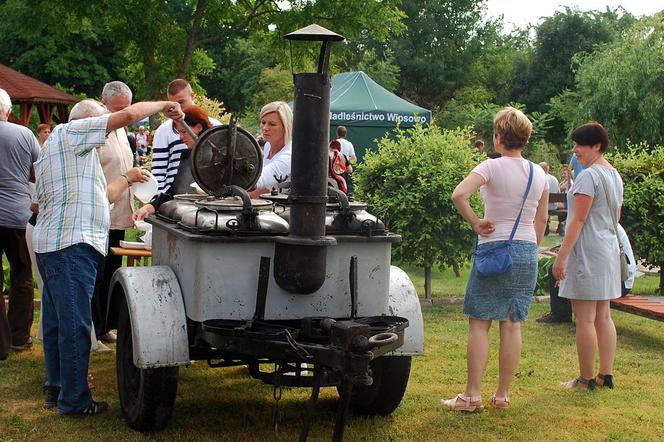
[
  {"x1": 608, "y1": 143, "x2": 664, "y2": 294},
  {"x1": 534, "y1": 257, "x2": 554, "y2": 296},
  {"x1": 354, "y1": 125, "x2": 481, "y2": 297}
]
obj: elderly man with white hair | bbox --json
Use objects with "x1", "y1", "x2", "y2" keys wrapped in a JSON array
[
  {"x1": 0, "y1": 88, "x2": 40, "y2": 362},
  {"x1": 34, "y1": 97, "x2": 183, "y2": 417},
  {"x1": 89, "y1": 81, "x2": 135, "y2": 349}
]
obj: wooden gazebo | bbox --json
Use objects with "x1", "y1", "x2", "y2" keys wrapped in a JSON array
[{"x1": 0, "y1": 64, "x2": 79, "y2": 126}]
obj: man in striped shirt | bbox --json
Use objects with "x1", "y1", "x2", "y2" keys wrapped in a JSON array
[
  {"x1": 34, "y1": 98, "x2": 183, "y2": 417},
  {"x1": 151, "y1": 79, "x2": 221, "y2": 192}
]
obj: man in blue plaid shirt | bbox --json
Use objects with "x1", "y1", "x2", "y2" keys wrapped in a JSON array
[{"x1": 34, "y1": 98, "x2": 183, "y2": 417}]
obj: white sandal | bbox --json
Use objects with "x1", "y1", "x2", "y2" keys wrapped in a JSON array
[{"x1": 441, "y1": 393, "x2": 484, "y2": 412}]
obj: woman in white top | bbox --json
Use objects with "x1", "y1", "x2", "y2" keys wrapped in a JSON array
[
  {"x1": 445, "y1": 107, "x2": 548, "y2": 412},
  {"x1": 250, "y1": 101, "x2": 293, "y2": 198}
]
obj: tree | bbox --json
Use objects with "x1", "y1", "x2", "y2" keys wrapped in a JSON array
[
  {"x1": 510, "y1": 7, "x2": 635, "y2": 144},
  {"x1": 0, "y1": 0, "x2": 404, "y2": 105},
  {"x1": 510, "y1": 7, "x2": 634, "y2": 113},
  {"x1": 0, "y1": 2, "x2": 125, "y2": 97},
  {"x1": 463, "y1": 20, "x2": 529, "y2": 105},
  {"x1": 390, "y1": 0, "x2": 488, "y2": 109},
  {"x1": 354, "y1": 125, "x2": 481, "y2": 298},
  {"x1": 550, "y1": 15, "x2": 664, "y2": 148}
]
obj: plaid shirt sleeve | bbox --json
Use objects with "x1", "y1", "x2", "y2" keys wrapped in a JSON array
[{"x1": 64, "y1": 115, "x2": 110, "y2": 156}]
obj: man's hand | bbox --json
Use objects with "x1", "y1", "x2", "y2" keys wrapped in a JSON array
[
  {"x1": 164, "y1": 102, "x2": 184, "y2": 122},
  {"x1": 133, "y1": 204, "x2": 156, "y2": 221},
  {"x1": 30, "y1": 202, "x2": 39, "y2": 215},
  {"x1": 126, "y1": 167, "x2": 150, "y2": 184}
]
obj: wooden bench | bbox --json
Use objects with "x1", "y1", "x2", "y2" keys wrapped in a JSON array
[{"x1": 610, "y1": 296, "x2": 664, "y2": 322}]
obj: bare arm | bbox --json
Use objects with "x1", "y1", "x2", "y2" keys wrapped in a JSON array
[
  {"x1": 107, "y1": 167, "x2": 150, "y2": 203},
  {"x1": 534, "y1": 189, "x2": 549, "y2": 244},
  {"x1": 133, "y1": 204, "x2": 156, "y2": 221},
  {"x1": 552, "y1": 193, "x2": 593, "y2": 281},
  {"x1": 106, "y1": 102, "x2": 183, "y2": 133},
  {"x1": 451, "y1": 172, "x2": 495, "y2": 236},
  {"x1": 249, "y1": 187, "x2": 269, "y2": 198}
]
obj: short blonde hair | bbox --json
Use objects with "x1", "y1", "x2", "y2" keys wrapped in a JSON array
[
  {"x1": 493, "y1": 107, "x2": 532, "y2": 150},
  {"x1": 260, "y1": 101, "x2": 293, "y2": 145}
]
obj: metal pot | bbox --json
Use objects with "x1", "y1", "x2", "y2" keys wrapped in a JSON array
[
  {"x1": 178, "y1": 196, "x2": 289, "y2": 234},
  {"x1": 265, "y1": 194, "x2": 386, "y2": 235}
]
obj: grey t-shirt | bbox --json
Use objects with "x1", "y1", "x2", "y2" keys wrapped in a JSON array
[
  {"x1": 559, "y1": 165, "x2": 624, "y2": 300},
  {"x1": 0, "y1": 121, "x2": 40, "y2": 228}
]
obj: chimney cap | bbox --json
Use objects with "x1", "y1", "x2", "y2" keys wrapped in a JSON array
[{"x1": 284, "y1": 24, "x2": 344, "y2": 42}]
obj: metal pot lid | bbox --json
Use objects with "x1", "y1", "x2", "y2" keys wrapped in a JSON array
[
  {"x1": 194, "y1": 195, "x2": 273, "y2": 211},
  {"x1": 174, "y1": 193, "x2": 207, "y2": 202},
  {"x1": 191, "y1": 125, "x2": 262, "y2": 195},
  {"x1": 260, "y1": 193, "x2": 367, "y2": 210}
]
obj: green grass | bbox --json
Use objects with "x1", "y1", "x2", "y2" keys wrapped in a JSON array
[{"x1": 2, "y1": 304, "x2": 664, "y2": 441}]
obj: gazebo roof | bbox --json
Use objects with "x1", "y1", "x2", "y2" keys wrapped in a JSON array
[{"x1": 0, "y1": 64, "x2": 79, "y2": 104}]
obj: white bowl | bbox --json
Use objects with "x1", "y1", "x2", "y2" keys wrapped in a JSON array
[
  {"x1": 133, "y1": 173, "x2": 158, "y2": 203},
  {"x1": 134, "y1": 220, "x2": 151, "y2": 231}
]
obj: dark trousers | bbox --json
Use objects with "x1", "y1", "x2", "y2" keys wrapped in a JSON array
[
  {"x1": 548, "y1": 267, "x2": 572, "y2": 322},
  {"x1": 91, "y1": 229, "x2": 125, "y2": 336},
  {"x1": 0, "y1": 226, "x2": 35, "y2": 358}
]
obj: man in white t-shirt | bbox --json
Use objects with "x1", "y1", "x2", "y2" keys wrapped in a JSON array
[
  {"x1": 151, "y1": 79, "x2": 221, "y2": 192},
  {"x1": 335, "y1": 126, "x2": 356, "y2": 196},
  {"x1": 336, "y1": 126, "x2": 356, "y2": 162}
]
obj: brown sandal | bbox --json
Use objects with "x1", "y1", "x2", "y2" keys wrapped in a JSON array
[
  {"x1": 489, "y1": 395, "x2": 510, "y2": 409},
  {"x1": 595, "y1": 373, "x2": 614, "y2": 389},
  {"x1": 441, "y1": 394, "x2": 484, "y2": 413}
]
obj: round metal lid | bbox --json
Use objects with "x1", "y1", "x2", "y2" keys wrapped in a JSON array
[
  {"x1": 195, "y1": 196, "x2": 273, "y2": 211},
  {"x1": 191, "y1": 125, "x2": 262, "y2": 195},
  {"x1": 260, "y1": 193, "x2": 367, "y2": 210},
  {"x1": 173, "y1": 193, "x2": 207, "y2": 202}
]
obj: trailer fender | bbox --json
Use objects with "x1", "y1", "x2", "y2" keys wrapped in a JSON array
[
  {"x1": 109, "y1": 266, "x2": 189, "y2": 368},
  {"x1": 386, "y1": 265, "x2": 424, "y2": 356}
]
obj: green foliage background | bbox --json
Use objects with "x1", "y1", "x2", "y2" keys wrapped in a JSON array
[
  {"x1": 608, "y1": 144, "x2": 664, "y2": 293},
  {"x1": 354, "y1": 125, "x2": 481, "y2": 273}
]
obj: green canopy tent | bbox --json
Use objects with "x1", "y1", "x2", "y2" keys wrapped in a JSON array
[{"x1": 329, "y1": 71, "x2": 432, "y2": 161}]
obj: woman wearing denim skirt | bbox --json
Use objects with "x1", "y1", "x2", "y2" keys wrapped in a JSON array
[{"x1": 444, "y1": 107, "x2": 549, "y2": 412}]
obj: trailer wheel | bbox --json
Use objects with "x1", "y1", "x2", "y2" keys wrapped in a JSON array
[
  {"x1": 345, "y1": 356, "x2": 412, "y2": 415},
  {"x1": 116, "y1": 296, "x2": 179, "y2": 431}
]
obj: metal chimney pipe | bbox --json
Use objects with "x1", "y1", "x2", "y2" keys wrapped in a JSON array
[{"x1": 273, "y1": 25, "x2": 344, "y2": 294}]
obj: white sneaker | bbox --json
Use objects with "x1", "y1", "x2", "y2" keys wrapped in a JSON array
[{"x1": 91, "y1": 340, "x2": 114, "y2": 354}]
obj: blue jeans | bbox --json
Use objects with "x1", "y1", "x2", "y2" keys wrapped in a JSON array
[{"x1": 36, "y1": 244, "x2": 103, "y2": 414}]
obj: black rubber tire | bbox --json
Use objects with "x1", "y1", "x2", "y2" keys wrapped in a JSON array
[
  {"x1": 345, "y1": 356, "x2": 412, "y2": 416},
  {"x1": 116, "y1": 296, "x2": 179, "y2": 432}
]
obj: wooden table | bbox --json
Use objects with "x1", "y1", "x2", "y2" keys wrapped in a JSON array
[{"x1": 110, "y1": 247, "x2": 152, "y2": 266}]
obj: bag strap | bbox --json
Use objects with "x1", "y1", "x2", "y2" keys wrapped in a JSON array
[
  {"x1": 596, "y1": 168, "x2": 625, "y2": 254},
  {"x1": 507, "y1": 161, "x2": 534, "y2": 243}
]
